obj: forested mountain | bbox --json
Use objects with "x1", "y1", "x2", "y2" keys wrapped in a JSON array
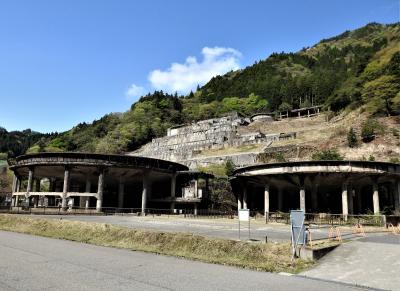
[
  {"x1": 0, "y1": 128, "x2": 50, "y2": 158},
  {"x1": 2, "y1": 22, "x2": 400, "y2": 155}
]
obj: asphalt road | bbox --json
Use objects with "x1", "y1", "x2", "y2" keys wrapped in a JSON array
[{"x1": 0, "y1": 231, "x2": 365, "y2": 291}]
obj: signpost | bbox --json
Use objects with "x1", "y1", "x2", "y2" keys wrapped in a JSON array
[
  {"x1": 238, "y1": 209, "x2": 250, "y2": 240},
  {"x1": 290, "y1": 210, "x2": 306, "y2": 260}
]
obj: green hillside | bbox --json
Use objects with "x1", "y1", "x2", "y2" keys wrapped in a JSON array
[{"x1": 5, "y1": 22, "x2": 400, "y2": 155}]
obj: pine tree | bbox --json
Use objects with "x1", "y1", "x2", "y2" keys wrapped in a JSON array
[{"x1": 347, "y1": 127, "x2": 357, "y2": 148}]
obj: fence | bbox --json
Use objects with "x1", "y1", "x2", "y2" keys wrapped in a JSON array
[{"x1": 266, "y1": 211, "x2": 391, "y2": 227}]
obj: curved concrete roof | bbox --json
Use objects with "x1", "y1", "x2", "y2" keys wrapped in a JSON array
[
  {"x1": 8, "y1": 152, "x2": 188, "y2": 172},
  {"x1": 233, "y1": 160, "x2": 400, "y2": 177}
]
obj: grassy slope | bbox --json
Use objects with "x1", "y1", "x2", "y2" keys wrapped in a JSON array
[{"x1": 0, "y1": 215, "x2": 313, "y2": 273}]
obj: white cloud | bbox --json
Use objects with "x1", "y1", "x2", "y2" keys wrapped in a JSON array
[
  {"x1": 148, "y1": 46, "x2": 242, "y2": 94},
  {"x1": 126, "y1": 83, "x2": 146, "y2": 99}
]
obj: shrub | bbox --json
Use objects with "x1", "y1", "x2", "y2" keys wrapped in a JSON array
[
  {"x1": 312, "y1": 149, "x2": 344, "y2": 161},
  {"x1": 361, "y1": 118, "x2": 384, "y2": 142},
  {"x1": 347, "y1": 127, "x2": 358, "y2": 147},
  {"x1": 368, "y1": 155, "x2": 375, "y2": 161},
  {"x1": 224, "y1": 159, "x2": 236, "y2": 176}
]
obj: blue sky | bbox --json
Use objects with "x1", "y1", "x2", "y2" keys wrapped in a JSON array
[{"x1": 0, "y1": 0, "x2": 398, "y2": 133}]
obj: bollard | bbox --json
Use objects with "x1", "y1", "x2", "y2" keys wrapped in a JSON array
[{"x1": 265, "y1": 235, "x2": 268, "y2": 243}]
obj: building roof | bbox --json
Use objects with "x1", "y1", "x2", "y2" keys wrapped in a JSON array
[{"x1": 8, "y1": 152, "x2": 189, "y2": 172}]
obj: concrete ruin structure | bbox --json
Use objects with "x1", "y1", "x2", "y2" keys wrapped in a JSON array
[
  {"x1": 231, "y1": 160, "x2": 400, "y2": 216},
  {"x1": 132, "y1": 112, "x2": 296, "y2": 167},
  {"x1": 8, "y1": 152, "x2": 212, "y2": 214}
]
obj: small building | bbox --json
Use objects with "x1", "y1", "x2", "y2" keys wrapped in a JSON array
[
  {"x1": 8, "y1": 152, "x2": 212, "y2": 214},
  {"x1": 230, "y1": 160, "x2": 400, "y2": 216}
]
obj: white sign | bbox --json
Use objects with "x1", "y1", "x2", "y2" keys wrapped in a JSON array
[{"x1": 238, "y1": 209, "x2": 250, "y2": 221}]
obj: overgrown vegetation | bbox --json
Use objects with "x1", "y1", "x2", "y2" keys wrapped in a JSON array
[
  {"x1": 0, "y1": 215, "x2": 312, "y2": 273},
  {"x1": 312, "y1": 149, "x2": 344, "y2": 161},
  {"x1": 347, "y1": 127, "x2": 358, "y2": 147}
]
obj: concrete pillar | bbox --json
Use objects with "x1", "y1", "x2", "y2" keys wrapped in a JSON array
[
  {"x1": 277, "y1": 187, "x2": 283, "y2": 211},
  {"x1": 35, "y1": 178, "x2": 40, "y2": 192},
  {"x1": 170, "y1": 173, "x2": 176, "y2": 212},
  {"x1": 243, "y1": 187, "x2": 248, "y2": 209},
  {"x1": 194, "y1": 179, "x2": 198, "y2": 198},
  {"x1": 298, "y1": 111, "x2": 301, "y2": 118},
  {"x1": 16, "y1": 177, "x2": 21, "y2": 192},
  {"x1": 237, "y1": 192, "x2": 243, "y2": 211},
  {"x1": 342, "y1": 182, "x2": 349, "y2": 218},
  {"x1": 307, "y1": 109, "x2": 310, "y2": 117},
  {"x1": 311, "y1": 186, "x2": 318, "y2": 212},
  {"x1": 194, "y1": 204, "x2": 198, "y2": 216},
  {"x1": 264, "y1": 185, "x2": 270, "y2": 216},
  {"x1": 356, "y1": 187, "x2": 362, "y2": 214},
  {"x1": 373, "y1": 181, "x2": 380, "y2": 214},
  {"x1": 141, "y1": 172, "x2": 149, "y2": 215},
  {"x1": 12, "y1": 174, "x2": 17, "y2": 193},
  {"x1": 299, "y1": 187, "x2": 306, "y2": 211},
  {"x1": 348, "y1": 189, "x2": 354, "y2": 215},
  {"x1": 118, "y1": 180, "x2": 125, "y2": 209},
  {"x1": 394, "y1": 180, "x2": 400, "y2": 211},
  {"x1": 85, "y1": 198, "x2": 90, "y2": 209},
  {"x1": 96, "y1": 170, "x2": 104, "y2": 212},
  {"x1": 26, "y1": 168, "x2": 34, "y2": 205},
  {"x1": 62, "y1": 168, "x2": 69, "y2": 209}
]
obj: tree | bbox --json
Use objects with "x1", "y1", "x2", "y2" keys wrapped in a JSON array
[
  {"x1": 225, "y1": 159, "x2": 236, "y2": 176},
  {"x1": 347, "y1": 127, "x2": 358, "y2": 148}
]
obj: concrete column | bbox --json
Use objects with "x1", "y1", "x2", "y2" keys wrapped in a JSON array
[
  {"x1": 62, "y1": 168, "x2": 69, "y2": 209},
  {"x1": 96, "y1": 170, "x2": 104, "y2": 212},
  {"x1": 342, "y1": 182, "x2": 349, "y2": 218},
  {"x1": 26, "y1": 168, "x2": 34, "y2": 205},
  {"x1": 394, "y1": 180, "x2": 400, "y2": 211},
  {"x1": 237, "y1": 192, "x2": 243, "y2": 211},
  {"x1": 311, "y1": 186, "x2": 318, "y2": 212},
  {"x1": 277, "y1": 188, "x2": 283, "y2": 211},
  {"x1": 12, "y1": 174, "x2": 17, "y2": 193},
  {"x1": 356, "y1": 187, "x2": 362, "y2": 214},
  {"x1": 243, "y1": 187, "x2": 248, "y2": 209},
  {"x1": 194, "y1": 179, "x2": 198, "y2": 198},
  {"x1": 373, "y1": 181, "x2": 380, "y2": 214},
  {"x1": 85, "y1": 198, "x2": 90, "y2": 209},
  {"x1": 264, "y1": 185, "x2": 270, "y2": 216},
  {"x1": 348, "y1": 189, "x2": 354, "y2": 215},
  {"x1": 16, "y1": 177, "x2": 21, "y2": 192},
  {"x1": 118, "y1": 180, "x2": 125, "y2": 209},
  {"x1": 141, "y1": 172, "x2": 149, "y2": 215},
  {"x1": 299, "y1": 186, "x2": 306, "y2": 211},
  {"x1": 194, "y1": 204, "x2": 198, "y2": 216},
  {"x1": 35, "y1": 178, "x2": 40, "y2": 192},
  {"x1": 170, "y1": 173, "x2": 176, "y2": 212}
]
